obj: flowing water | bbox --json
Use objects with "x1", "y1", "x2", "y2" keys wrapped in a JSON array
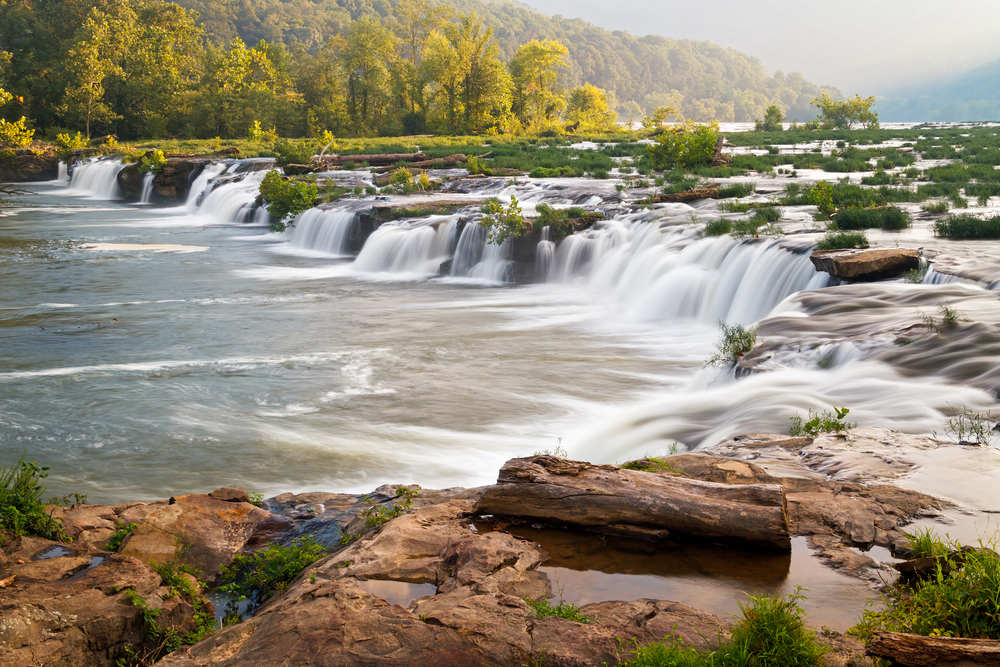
[{"x1": 3, "y1": 162, "x2": 1000, "y2": 518}]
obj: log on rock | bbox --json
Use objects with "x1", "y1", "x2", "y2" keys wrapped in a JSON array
[
  {"x1": 474, "y1": 456, "x2": 791, "y2": 549},
  {"x1": 654, "y1": 185, "x2": 720, "y2": 202},
  {"x1": 866, "y1": 631, "x2": 1000, "y2": 666},
  {"x1": 316, "y1": 152, "x2": 428, "y2": 167}
]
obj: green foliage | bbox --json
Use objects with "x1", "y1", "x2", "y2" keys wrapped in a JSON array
[
  {"x1": 532, "y1": 203, "x2": 597, "y2": 240},
  {"x1": 754, "y1": 105, "x2": 784, "y2": 132},
  {"x1": 903, "y1": 267, "x2": 928, "y2": 283},
  {"x1": 565, "y1": 83, "x2": 616, "y2": 132},
  {"x1": 258, "y1": 170, "x2": 318, "y2": 231},
  {"x1": 219, "y1": 535, "x2": 328, "y2": 620},
  {"x1": 360, "y1": 487, "x2": 418, "y2": 528},
  {"x1": 272, "y1": 138, "x2": 316, "y2": 166},
  {"x1": 806, "y1": 180, "x2": 835, "y2": 219},
  {"x1": 934, "y1": 214, "x2": 1000, "y2": 238},
  {"x1": 814, "y1": 230, "x2": 868, "y2": 251},
  {"x1": 153, "y1": 561, "x2": 204, "y2": 600},
  {"x1": 851, "y1": 534, "x2": 1000, "y2": 642},
  {"x1": 832, "y1": 206, "x2": 911, "y2": 230},
  {"x1": 905, "y1": 528, "x2": 950, "y2": 559},
  {"x1": 0, "y1": 116, "x2": 34, "y2": 147},
  {"x1": 944, "y1": 406, "x2": 994, "y2": 446},
  {"x1": 524, "y1": 597, "x2": 591, "y2": 623},
  {"x1": 481, "y1": 195, "x2": 524, "y2": 245},
  {"x1": 56, "y1": 131, "x2": 89, "y2": 152},
  {"x1": 702, "y1": 209, "x2": 782, "y2": 240},
  {"x1": 617, "y1": 591, "x2": 825, "y2": 667},
  {"x1": 0, "y1": 456, "x2": 67, "y2": 541},
  {"x1": 138, "y1": 149, "x2": 166, "y2": 174},
  {"x1": 106, "y1": 522, "x2": 138, "y2": 552},
  {"x1": 788, "y1": 407, "x2": 855, "y2": 437},
  {"x1": 620, "y1": 457, "x2": 681, "y2": 474},
  {"x1": 249, "y1": 492, "x2": 264, "y2": 507},
  {"x1": 921, "y1": 201, "x2": 949, "y2": 214},
  {"x1": 705, "y1": 321, "x2": 758, "y2": 368},
  {"x1": 811, "y1": 93, "x2": 879, "y2": 130},
  {"x1": 717, "y1": 182, "x2": 756, "y2": 199},
  {"x1": 648, "y1": 120, "x2": 720, "y2": 170}
]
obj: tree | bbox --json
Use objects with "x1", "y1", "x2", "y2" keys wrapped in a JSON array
[
  {"x1": 565, "y1": 83, "x2": 616, "y2": 132},
  {"x1": 647, "y1": 119, "x2": 720, "y2": 170},
  {"x1": 341, "y1": 17, "x2": 396, "y2": 135},
  {"x1": 641, "y1": 105, "x2": 677, "y2": 134},
  {"x1": 62, "y1": 7, "x2": 131, "y2": 136},
  {"x1": 393, "y1": 0, "x2": 449, "y2": 125},
  {"x1": 755, "y1": 104, "x2": 784, "y2": 132},
  {"x1": 509, "y1": 39, "x2": 568, "y2": 130},
  {"x1": 811, "y1": 93, "x2": 879, "y2": 130}
]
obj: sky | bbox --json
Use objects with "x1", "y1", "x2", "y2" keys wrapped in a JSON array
[{"x1": 519, "y1": 0, "x2": 1000, "y2": 95}]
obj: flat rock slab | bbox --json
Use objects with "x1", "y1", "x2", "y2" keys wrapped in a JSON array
[{"x1": 810, "y1": 248, "x2": 920, "y2": 281}]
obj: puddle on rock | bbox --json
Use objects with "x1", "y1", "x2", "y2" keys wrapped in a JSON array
[
  {"x1": 67, "y1": 556, "x2": 104, "y2": 580},
  {"x1": 490, "y1": 524, "x2": 881, "y2": 632},
  {"x1": 356, "y1": 579, "x2": 437, "y2": 607},
  {"x1": 35, "y1": 545, "x2": 74, "y2": 560}
]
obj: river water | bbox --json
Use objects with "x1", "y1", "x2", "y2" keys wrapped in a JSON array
[{"x1": 2, "y1": 160, "x2": 999, "y2": 505}]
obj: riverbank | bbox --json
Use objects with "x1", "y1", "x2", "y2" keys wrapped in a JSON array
[{"x1": 3, "y1": 427, "x2": 996, "y2": 667}]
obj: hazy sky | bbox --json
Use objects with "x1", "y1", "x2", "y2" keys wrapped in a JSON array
[{"x1": 519, "y1": 0, "x2": 1000, "y2": 95}]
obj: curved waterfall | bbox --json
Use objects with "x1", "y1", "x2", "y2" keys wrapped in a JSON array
[
  {"x1": 139, "y1": 172, "x2": 155, "y2": 204},
  {"x1": 289, "y1": 207, "x2": 359, "y2": 256},
  {"x1": 67, "y1": 157, "x2": 124, "y2": 199},
  {"x1": 195, "y1": 170, "x2": 269, "y2": 223},
  {"x1": 450, "y1": 222, "x2": 513, "y2": 281},
  {"x1": 549, "y1": 219, "x2": 829, "y2": 325},
  {"x1": 352, "y1": 216, "x2": 459, "y2": 275}
]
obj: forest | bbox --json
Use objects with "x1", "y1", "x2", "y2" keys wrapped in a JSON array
[{"x1": 0, "y1": 0, "x2": 841, "y2": 140}]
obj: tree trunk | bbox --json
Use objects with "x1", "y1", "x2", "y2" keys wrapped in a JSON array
[
  {"x1": 315, "y1": 152, "x2": 429, "y2": 167},
  {"x1": 866, "y1": 632, "x2": 1000, "y2": 666},
  {"x1": 474, "y1": 456, "x2": 791, "y2": 549}
]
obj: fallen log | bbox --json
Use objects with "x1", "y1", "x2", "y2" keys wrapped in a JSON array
[
  {"x1": 866, "y1": 632, "x2": 1000, "y2": 666},
  {"x1": 316, "y1": 152, "x2": 428, "y2": 167},
  {"x1": 653, "y1": 185, "x2": 721, "y2": 202},
  {"x1": 474, "y1": 456, "x2": 791, "y2": 549}
]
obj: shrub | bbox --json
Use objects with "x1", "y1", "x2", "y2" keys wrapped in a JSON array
[
  {"x1": 219, "y1": 535, "x2": 327, "y2": 620},
  {"x1": 704, "y1": 321, "x2": 758, "y2": 367},
  {"x1": 806, "y1": 180, "x2": 835, "y2": 219},
  {"x1": 833, "y1": 206, "x2": 911, "y2": 230},
  {"x1": 717, "y1": 182, "x2": 756, "y2": 199},
  {"x1": 138, "y1": 149, "x2": 166, "y2": 174},
  {"x1": 55, "y1": 131, "x2": 88, "y2": 152},
  {"x1": 703, "y1": 219, "x2": 733, "y2": 237},
  {"x1": 814, "y1": 230, "x2": 868, "y2": 251},
  {"x1": 106, "y1": 522, "x2": 137, "y2": 552},
  {"x1": 934, "y1": 214, "x2": 1000, "y2": 238},
  {"x1": 921, "y1": 201, "x2": 949, "y2": 214},
  {"x1": 360, "y1": 487, "x2": 418, "y2": 528},
  {"x1": 272, "y1": 138, "x2": 316, "y2": 167},
  {"x1": 0, "y1": 456, "x2": 66, "y2": 541},
  {"x1": 258, "y1": 170, "x2": 318, "y2": 232},
  {"x1": 648, "y1": 120, "x2": 720, "y2": 170},
  {"x1": 750, "y1": 205, "x2": 780, "y2": 223},
  {"x1": 481, "y1": 195, "x2": 524, "y2": 245},
  {"x1": 788, "y1": 407, "x2": 855, "y2": 436},
  {"x1": 0, "y1": 116, "x2": 34, "y2": 148}
]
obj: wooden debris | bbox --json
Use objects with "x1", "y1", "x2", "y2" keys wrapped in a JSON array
[{"x1": 866, "y1": 632, "x2": 1000, "y2": 666}]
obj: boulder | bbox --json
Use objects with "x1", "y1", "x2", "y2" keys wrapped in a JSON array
[
  {"x1": 810, "y1": 248, "x2": 920, "y2": 281},
  {"x1": 0, "y1": 535, "x2": 202, "y2": 667},
  {"x1": 0, "y1": 148, "x2": 59, "y2": 182},
  {"x1": 119, "y1": 493, "x2": 277, "y2": 581},
  {"x1": 208, "y1": 487, "x2": 251, "y2": 504}
]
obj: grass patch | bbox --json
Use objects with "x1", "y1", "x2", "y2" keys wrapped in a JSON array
[
  {"x1": 921, "y1": 201, "x2": 949, "y2": 214},
  {"x1": 106, "y1": 522, "x2": 137, "y2": 552},
  {"x1": 617, "y1": 590, "x2": 826, "y2": 667},
  {"x1": 814, "y1": 230, "x2": 868, "y2": 251},
  {"x1": 788, "y1": 407, "x2": 855, "y2": 437},
  {"x1": 1, "y1": 455, "x2": 67, "y2": 541},
  {"x1": 717, "y1": 182, "x2": 756, "y2": 199},
  {"x1": 904, "y1": 528, "x2": 950, "y2": 559},
  {"x1": 832, "y1": 206, "x2": 911, "y2": 230},
  {"x1": 524, "y1": 597, "x2": 591, "y2": 623},
  {"x1": 934, "y1": 214, "x2": 1000, "y2": 238},
  {"x1": 360, "y1": 487, "x2": 419, "y2": 528},
  {"x1": 621, "y1": 456, "x2": 681, "y2": 474}
]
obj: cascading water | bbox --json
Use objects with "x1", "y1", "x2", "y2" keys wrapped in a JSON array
[
  {"x1": 195, "y1": 170, "x2": 269, "y2": 223},
  {"x1": 185, "y1": 163, "x2": 227, "y2": 211},
  {"x1": 352, "y1": 216, "x2": 458, "y2": 275},
  {"x1": 139, "y1": 172, "x2": 155, "y2": 204},
  {"x1": 56, "y1": 161, "x2": 68, "y2": 183},
  {"x1": 549, "y1": 217, "x2": 829, "y2": 325},
  {"x1": 450, "y1": 222, "x2": 513, "y2": 282},
  {"x1": 535, "y1": 226, "x2": 556, "y2": 283},
  {"x1": 67, "y1": 157, "x2": 124, "y2": 199},
  {"x1": 288, "y1": 207, "x2": 359, "y2": 256}
]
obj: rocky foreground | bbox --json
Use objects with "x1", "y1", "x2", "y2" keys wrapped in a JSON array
[{"x1": 1, "y1": 428, "x2": 990, "y2": 667}]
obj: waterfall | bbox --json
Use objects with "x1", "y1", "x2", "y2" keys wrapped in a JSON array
[
  {"x1": 288, "y1": 207, "x2": 359, "y2": 256},
  {"x1": 139, "y1": 172, "x2": 155, "y2": 204},
  {"x1": 57, "y1": 161, "x2": 68, "y2": 183},
  {"x1": 67, "y1": 157, "x2": 124, "y2": 199},
  {"x1": 352, "y1": 216, "x2": 459, "y2": 275},
  {"x1": 450, "y1": 222, "x2": 513, "y2": 281},
  {"x1": 548, "y1": 218, "x2": 829, "y2": 325},
  {"x1": 185, "y1": 164, "x2": 227, "y2": 211},
  {"x1": 535, "y1": 226, "x2": 556, "y2": 283},
  {"x1": 195, "y1": 171, "x2": 268, "y2": 223}
]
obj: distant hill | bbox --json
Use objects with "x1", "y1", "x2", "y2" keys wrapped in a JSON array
[
  {"x1": 878, "y1": 59, "x2": 1000, "y2": 122},
  {"x1": 174, "y1": 0, "x2": 839, "y2": 122}
]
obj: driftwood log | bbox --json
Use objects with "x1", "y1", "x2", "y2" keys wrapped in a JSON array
[
  {"x1": 474, "y1": 456, "x2": 791, "y2": 549},
  {"x1": 316, "y1": 152, "x2": 428, "y2": 167},
  {"x1": 653, "y1": 185, "x2": 721, "y2": 203},
  {"x1": 866, "y1": 632, "x2": 1000, "y2": 666}
]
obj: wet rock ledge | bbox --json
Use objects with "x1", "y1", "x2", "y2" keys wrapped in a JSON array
[{"x1": 1, "y1": 427, "x2": 977, "y2": 667}]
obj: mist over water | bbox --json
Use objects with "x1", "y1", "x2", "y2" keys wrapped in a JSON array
[{"x1": 2, "y1": 161, "x2": 999, "y2": 505}]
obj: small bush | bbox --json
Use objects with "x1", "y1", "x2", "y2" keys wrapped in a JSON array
[
  {"x1": 833, "y1": 206, "x2": 911, "y2": 230},
  {"x1": 0, "y1": 116, "x2": 34, "y2": 148},
  {"x1": 525, "y1": 597, "x2": 591, "y2": 623},
  {"x1": 703, "y1": 219, "x2": 733, "y2": 236},
  {"x1": 934, "y1": 214, "x2": 1000, "y2": 238},
  {"x1": 272, "y1": 138, "x2": 316, "y2": 167},
  {"x1": 0, "y1": 456, "x2": 66, "y2": 541},
  {"x1": 258, "y1": 171, "x2": 318, "y2": 232},
  {"x1": 814, "y1": 230, "x2": 868, "y2": 251},
  {"x1": 718, "y1": 182, "x2": 756, "y2": 199},
  {"x1": 138, "y1": 149, "x2": 166, "y2": 174},
  {"x1": 360, "y1": 487, "x2": 418, "y2": 528},
  {"x1": 106, "y1": 522, "x2": 137, "y2": 552},
  {"x1": 718, "y1": 201, "x2": 752, "y2": 213},
  {"x1": 788, "y1": 407, "x2": 855, "y2": 436},
  {"x1": 705, "y1": 321, "x2": 758, "y2": 367},
  {"x1": 921, "y1": 201, "x2": 949, "y2": 214},
  {"x1": 750, "y1": 205, "x2": 780, "y2": 223},
  {"x1": 481, "y1": 195, "x2": 524, "y2": 245}
]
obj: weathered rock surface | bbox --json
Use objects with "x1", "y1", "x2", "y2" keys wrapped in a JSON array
[
  {"x1": 0, "y1": 535, "x2": 203, "y2": 667},
  {"x1": 810, "y1": 247, "x2": 920, "y2": 281},
  {"x1": 475, "y1": 455, "x2": 792, "y2": 548},
  {"x1": 866, "y1": 631, "x2": 1000, "y2": 666},
  {"x1": 0, "y1": 148, "x2": 59, "y2": 182},
  {"x1": 158, "y1": 500, "x2": 739, "y2": 667},
  {"x1": 118, "y1": 492, "x2": 277, "y2": 581}
]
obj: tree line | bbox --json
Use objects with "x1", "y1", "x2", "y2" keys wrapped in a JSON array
[{"x1": 0, "y1": 0, "x2": 844, "y2": 141}]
